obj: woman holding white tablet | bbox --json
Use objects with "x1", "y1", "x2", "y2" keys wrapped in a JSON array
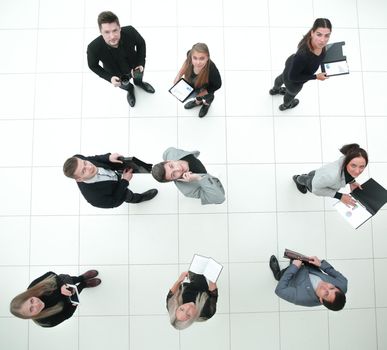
[
  {"x1": 166, "y1": 271, "x2": 218, "y2": 330},
  {"x1": 10, "y1": 270, "x2": 101, "y2": 327},
  {"x1": 293, "y1": 144, "x2": 368, "y2": 207},
  {"x1": 174, "y1": 43, "x2": 222, "y2": 118},
  {"x1": 270, "y1": 18, "x2": 332, "y2": 111}
]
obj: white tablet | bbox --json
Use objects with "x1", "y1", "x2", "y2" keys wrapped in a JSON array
[
  {"x1": 169, "y1": 78, "x2": 194, "y2": 102},
  {"x1": 67, "y1": 284, "x2": 80, "y2": 305},
  {"x1": 322, "y1": 60, "x2": 349, "y2": 77}
]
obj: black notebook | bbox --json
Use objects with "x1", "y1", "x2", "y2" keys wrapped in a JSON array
[
  {"x1": 333, "y1": 178, "x2": 387, "y2": 229},
  {"x1": 351, "y1": 178, "x2": 387, "y2": 215},
  {"x1": 117, "y1": 156, "x2": 153, "y2": 173},
  {"x1": 321, "y1": 41, "x2": 349, "y2": 77}
]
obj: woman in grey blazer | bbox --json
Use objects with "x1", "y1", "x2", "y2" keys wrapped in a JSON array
[{"x1": 293, "y1": 144, "x2": 368, "y2": 206}]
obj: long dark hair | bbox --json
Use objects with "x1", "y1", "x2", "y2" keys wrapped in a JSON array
[
  {"x1": 298, "y1": 18, "x2": 332, "y2": 50},
  {"x1": 339, "y1": 143, "x2": 368, "y2": 173}
]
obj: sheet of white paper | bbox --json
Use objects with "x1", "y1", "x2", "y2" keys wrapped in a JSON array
[
  {"x1": 189, "y1": 254, "x2": 223, "y2": 282},
  {"x1": 324, "y1": 60, "x2": 349, "y2": 76},
  {"x1": 334, "y1": 200, "x2": 372, "y2": 228}
]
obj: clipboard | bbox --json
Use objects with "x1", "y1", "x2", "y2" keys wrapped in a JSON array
[
  {"x1": 321, "y1": 41, "x2": 349, "y2": 77},
  {"x1": 169, "y1": 78, "x2": 194, "y2": 102}
]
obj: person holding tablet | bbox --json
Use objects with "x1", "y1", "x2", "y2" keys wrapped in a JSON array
[
  {"x1": 166, "y1": 271, "x2": 218, "y2": 330},
  {"x1": 293, "y1": 143, "x2": 368, "y2": 207},
  {"x1": 269, "y1": 18, "x2": 332, "y2": 110},
  {"x1": 10, "y1": 270, "x2": 101, "y2": 327},
  {"x1": 174, "y1": 43, "x2": 222, "y2": 118}
]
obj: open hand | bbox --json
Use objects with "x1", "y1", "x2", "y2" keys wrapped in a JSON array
[
  {"x1": 350, "y1": 182, "x2": 363, "y2": 192},
  {"x1": 341, "y1": 194, "x2": 357, "y2": 207}
]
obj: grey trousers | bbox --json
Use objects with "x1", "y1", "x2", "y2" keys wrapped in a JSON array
[{"x1": 296, "y1": 171, "x2": 316, "y2": 192}]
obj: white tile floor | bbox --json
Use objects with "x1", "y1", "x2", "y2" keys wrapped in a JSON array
[{"x1": 0, "y1": 0, "x2": 386, "y2": 349}]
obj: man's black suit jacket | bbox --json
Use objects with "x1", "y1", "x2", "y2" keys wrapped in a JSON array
[
  {"x1": 76, "y1": 154, "x2": 131, "y2": 209},
  {"x1": 87, "y1": 25, "x2": 146, "y2": 83}
]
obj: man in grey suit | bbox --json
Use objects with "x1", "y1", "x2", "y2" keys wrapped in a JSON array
[
  {"x1": 269, "y1": 255, "x2": 347, "y2": 311},
  {"x1": 151, "y1": 147, "x2": 225, "y2": 205}
]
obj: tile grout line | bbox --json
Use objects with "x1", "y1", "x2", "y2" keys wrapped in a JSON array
[
  {"x1": 266, "y1": 1, "x2": 283, "y2": 348},
  {"x1": 354, "y1": 0, "x2": 379, "y2": 347}
]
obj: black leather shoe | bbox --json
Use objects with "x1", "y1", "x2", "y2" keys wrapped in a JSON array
[
  {"x1": 139, "y1": 189, "x2": 158, "y2": 202},
  {"x1": 292, "y1": 175, "x2": 308, "y2": 194},
  {"x1": 127, "y1": 89, "x2": 136, "y2": 107},
  {"x1": 140, "y1": 82, "x2": 155, "y2": 93},
  {"x1": 279, "y1": 99, "x2": 299, "y2": 111},
  {"x1": 80, "y1": 270, "x2": 98, "y2": 281},
  {"x1": 269, "y1": 87, "x2": 286, "y2": 95},
  {"x1": 199, "y1": 104, "x2": 210, "y2": 118},
  {"x1": 84, "y1": 278, "x2": 101, "y2": 288},
  {"x1": 184, "y1": 100, "x2": 201, "y2": 109},
  {"x1": 269, "y1": 255, "x2": 281, "y2": 281}
]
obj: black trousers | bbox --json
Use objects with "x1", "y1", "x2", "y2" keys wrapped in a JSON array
[
  {"x1": 125, "y1": 190, "x2": 143, "y2": 203},
  {"x1": 119, "y1": 72, "x2": 144, "y2": 92},
  {"x1": 273, "y1": 73, "x2": 303, "y2": 106}
]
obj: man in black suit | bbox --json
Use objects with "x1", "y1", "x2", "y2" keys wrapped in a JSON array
[
  {"x1": 87, "y1": 11, "x2": 155, "y2": 107},
  {"x1": 63, "y1": 153, "x2": 158, "y2": 209}
]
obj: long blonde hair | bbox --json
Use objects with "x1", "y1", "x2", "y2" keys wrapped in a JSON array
[
  {"x1": 10, "y1": 274, "x2": 64, "y2": 325},
  {"x1": 167, "y1": 284, "x2": 209, "y2": 330},
  {"x1": 180, "y1": 43, "x2": 211, "y2": 89}
]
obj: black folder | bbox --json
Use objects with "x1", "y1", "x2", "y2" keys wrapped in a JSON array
[
  {"x1": 351, "y1": 178, "x2": 387, "y2": 215},
  {"x1": 117, "y1": 156, "x2": 153, "y2": 173},
  {"x1": 321, "y1": 41, "x2": 349, "y2": 76}
]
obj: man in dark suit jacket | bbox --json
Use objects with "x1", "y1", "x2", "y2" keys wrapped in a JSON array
[
  {"x1": 269, "y1": 255, "x2": 347, "y2": 311},
  {"x1": 87, "y1": 11, "x2": 155, "y2": 107},
  {"x1": 63, "y1": 153, "x2": 158, "y2": 209}
]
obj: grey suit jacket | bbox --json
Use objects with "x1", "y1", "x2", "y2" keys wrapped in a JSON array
[
  {"x1": 275, "y1": 260, "x2": 348, "y2": 307},
  {"x1": 163, "y1": 147, "x2": 225, "y2": 205},
  {"x1": 311, "y1": 157, "x2": 346, "y2": 197}
]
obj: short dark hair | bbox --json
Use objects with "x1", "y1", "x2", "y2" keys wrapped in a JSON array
[
  {"x1": 339, "y1": 143, "x2": 368, "y2": 173},
  {"x1": 322, "y1": 289, "x2": 346, "y2": 311},
  {"x1": 97, "y1": 11, "x2": 120, "y2": 30},
  {"x1": 151, "y1": 162, "x2": 169, "y2": 183},
  {"x1": 63, "y1": 157, "x2": 79, "y2": 179}
]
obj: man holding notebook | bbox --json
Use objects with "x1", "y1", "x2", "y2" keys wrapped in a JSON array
[
  {"x1": 269, "y1": 254, "x2": 347, "y2": 311},
  {"x1": 63, "y1": 153, "x2": 158, "y2": 208},
  {"x1": 151, "y1": 147, "x2": 225, "y2": 205}
]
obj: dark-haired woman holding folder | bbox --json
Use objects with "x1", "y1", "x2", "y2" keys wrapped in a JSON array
[
  {"x1": 293, "y1": 144, "x2": 368, "y2": 207},
  {"x1": 174, "y1": 43, "x2": 222, "y2": 118},
  {"x1": 270, "y1": 18, "x2": 332, "y2": 110}
]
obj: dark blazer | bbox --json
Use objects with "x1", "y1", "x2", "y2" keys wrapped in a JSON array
[
  {"x1": 275, "y1": 260, "x2": 348, "y2": 307},
  {"x1": 28, "y1": 272, "x2": 77, "y2": 328},
  {"x1": 75, "y1": 153, "x2": 131, "y2": 209},
  {"x1": 87, "y1": 25, "x2": 146, "y2": 83}
]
